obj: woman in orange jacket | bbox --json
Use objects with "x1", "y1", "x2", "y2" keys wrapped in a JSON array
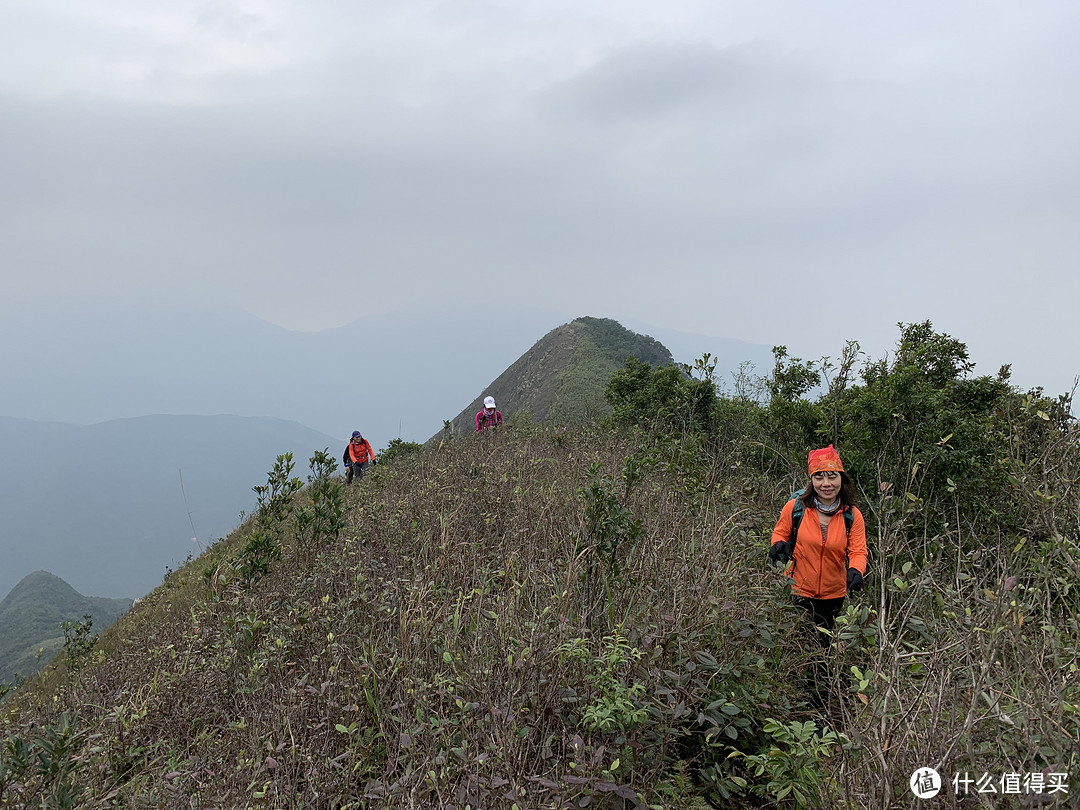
[
  {"x1": 769, "y1": 444, "x2": 867, "y2": 648},
  {"x1": 342, "y1": 431, "x2": 376, "y2": 485}
]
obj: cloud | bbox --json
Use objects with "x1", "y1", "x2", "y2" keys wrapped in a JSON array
[{"x1": 0, "y1": 0, "x2": 1077, "y2": 396}]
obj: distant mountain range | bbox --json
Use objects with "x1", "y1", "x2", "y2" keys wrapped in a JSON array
[
  {"x1": 0, "y1": 295, "x2": 579, "y2": 448},
  {"x1": 441, "y1": 316, "x2": 674, "y2": 437},
  {"x1": 0, "y1": 295, "x2": 773, "y2": 450},
  {"x1": 0, "y1": 571, "x2": 131, "y2": 684},
  {"x1": 0, "y1": 305, "x2": 774, "y2": 600},
  {"x1": 620, "y1": 319, "x2": 776, "y2": 391},
  {"x1": 0, "y1": 414, "x2": 339, "y2": 600}
]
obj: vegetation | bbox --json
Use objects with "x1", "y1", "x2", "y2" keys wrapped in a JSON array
[
  {"x1": 0, "y1": 572, "x2": 130, "y2": 685},
  {"x1": 0, "y1": 321, "x2": 1076, "y2": 809},
  {"x1": 441, "y1": 317, "x2": 673, "y2": 437},
  {"x1": 379, "y1": 438, "x2": 424, "y2": 465}
]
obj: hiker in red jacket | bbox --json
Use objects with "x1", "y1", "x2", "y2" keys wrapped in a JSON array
[
  {"x1": 475, "y1": 396, "x2": 503, "y2": 432},
  {"x1": 769, "y1": 444, "x2": 868, "y2": 648},
  {"x1": 342, "y1": 431, "x2": 376, "y2": 484}
]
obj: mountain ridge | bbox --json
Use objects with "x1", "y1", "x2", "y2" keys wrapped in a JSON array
[
  {"x1": 440, "y1": 316, "x2": 673, "y2": 438},
  {"x1": 0, "y1": 320, "x2": 1076, "y2": 806}
]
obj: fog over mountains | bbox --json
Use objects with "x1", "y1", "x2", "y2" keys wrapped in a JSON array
[
  {"x1": 0, "y1": 296, "x2": 773, "y2": 600},
  {"x1": 0, "y1": 295, "x2": 773, "y2": 448},
  {"x1": 0, "y1": 414, "x2": 340, "y2": 600}
]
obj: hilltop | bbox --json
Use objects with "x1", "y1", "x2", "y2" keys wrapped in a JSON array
[
  {"x1": 0, "y1": 571, "x2": 131, "y2": 684},
  {"x1": 1, "y1": 321, "x2": 1077, "y2": 808},
  {"x1": 440, "y1": 316, "x2": 672, "y2": 438}
]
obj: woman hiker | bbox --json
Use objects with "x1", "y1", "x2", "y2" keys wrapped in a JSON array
[
  {"x1": 475, "y1": 396, "x2": 503, "y2": 432},
  {"x1": 769, "y1": 444, "x2": 868, "y2": 647},
  {"x1": 342, "y1": 431, "x2": 376, "y2": 484}
]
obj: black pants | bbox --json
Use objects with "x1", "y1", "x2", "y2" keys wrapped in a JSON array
[
  {"x1": 793, "y1": 596, "x2": 845, "y2": 648},
  {"x1": 345, "y1": 460, "x2": 370, "y2": 484},
  {"x1": 794, "y1": 596, "x2": 845, "y2": 711}
]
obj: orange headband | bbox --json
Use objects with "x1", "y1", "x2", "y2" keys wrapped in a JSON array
[{"x1": 808, "y1": 444, "x2": 844, "y2": 474}]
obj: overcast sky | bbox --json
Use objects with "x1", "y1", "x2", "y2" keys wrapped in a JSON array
[{"x1": 2, "y1": 0, "x2": 1078, "y2": 399}]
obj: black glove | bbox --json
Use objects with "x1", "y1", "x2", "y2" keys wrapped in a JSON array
[
  {"x1": 847, "y1": 568, "x2": 863, "y2": 592},
  {"x1": 768, "y1": 541, "x2": 790, "y2": 566},
  {"x1": 372, "y1": 458, "x2": 378, "y2": 465}
]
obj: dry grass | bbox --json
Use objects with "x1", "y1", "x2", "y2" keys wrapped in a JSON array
[{"x1": 2, "y1": 421, "x2": 1077, "y2": 809}]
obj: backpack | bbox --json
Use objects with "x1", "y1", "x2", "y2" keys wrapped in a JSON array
[{"x1": 787, "y1": 488, "x2": 854, "y2": 561}]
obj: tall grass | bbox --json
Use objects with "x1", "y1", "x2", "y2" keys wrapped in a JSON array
[{"x1": 2, "y1": 383, "x2": 1077, "y2": 808}]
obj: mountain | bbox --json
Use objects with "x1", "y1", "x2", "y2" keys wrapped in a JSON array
[
  {"x1": 0, "y1": 294, "x2": 576, "y2": 448},
  {"x1": 1, "y1": 321, "x2": 1075, "y2": 806},
  {"x1": 0, "y1": 295, "x2": 774, "y2": 450},
  {"x1": 0, "y1": 571, "x2": 131, "y2": 684},
  {"x1": 439, "y1": 316, "x2": 673, "y2": 437},
  {"x1": 0, "y1": 414, "x2": 339, "y2": 600}
]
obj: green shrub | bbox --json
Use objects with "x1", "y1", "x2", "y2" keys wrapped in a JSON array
[
  {"x1": 236, "y1": 453, "x2": 302, "y2": 585},
  {"x1": 733, "y1": 718, "x2": 841, "y2": 809},
  {"x1": 605, "y1": 357, "x2": 717, "y2": 435},
  {"x1": 378, "y1": 438, "x2": 424, "y2": 465}
]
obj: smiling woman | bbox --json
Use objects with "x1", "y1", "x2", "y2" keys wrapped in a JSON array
[
  {"x1": 769, "y1": 445, "x2": 867, "y2": 635},
  {"x1": 766, "y1": 444, "x2": 868, "y2": 711}
]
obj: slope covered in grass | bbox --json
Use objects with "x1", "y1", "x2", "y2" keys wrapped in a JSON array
[
  {"x1": 441, "y1": 317, "x2": 673, "y2": 438},
  {"x1": 3, "y1": 322, "x2": 1078, "y2": 809}
]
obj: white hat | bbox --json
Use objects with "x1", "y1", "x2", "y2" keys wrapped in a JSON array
[{"x1": 484, "y1": 396, "x2": 496, "y2": 409}]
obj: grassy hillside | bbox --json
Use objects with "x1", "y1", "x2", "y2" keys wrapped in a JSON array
[
  {"x1": 0, "y1": 572, "x2": 131, "y2": 684},
  {"x1": 440, "y1": 316, "x2": 672, "y2": 438},
  {"x1": 2, "y1": 322, "x2": 1077, "y2": 809}
]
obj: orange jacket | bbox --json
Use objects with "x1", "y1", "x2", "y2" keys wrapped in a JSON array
[
  {"x1": 770, "y1": 499, "x2": 867, "y2": 600},
  {"x1": 346, "y1": 438, "x2": 374, "y2": 464}
]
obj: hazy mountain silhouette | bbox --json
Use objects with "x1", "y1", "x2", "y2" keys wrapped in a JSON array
[
  {"x1": 0, "y1": 415, "x2": 339, "y2": 599},
  {"x1": 620, "y1": 319, "x2": 776, "y2": 391},
  {"x1": 0, "y1": 294, "x2": 573, "y2": 447}
]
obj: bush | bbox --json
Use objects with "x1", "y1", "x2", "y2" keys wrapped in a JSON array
[
  {"x1": 605, "y1": 357, "x2": 717, "y2": 436},
  {"x1": 378, "y1": 438, "x2": 424, "y2": 465}
]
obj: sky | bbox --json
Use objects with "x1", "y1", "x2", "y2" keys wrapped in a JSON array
[{"x1": 2, "y1": 0, "x2": 1078, "y2": 400}]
